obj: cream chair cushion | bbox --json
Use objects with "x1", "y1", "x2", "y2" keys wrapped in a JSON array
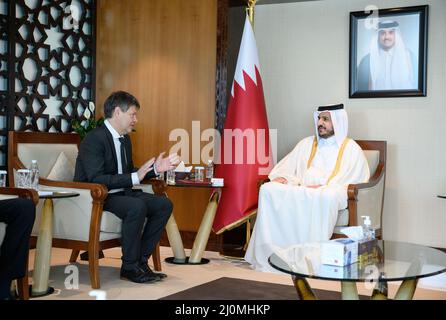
[
  {"x1": 334, "y1": 150, "x2": 380, "y2": 228},
  {"x1": 47, "y1": 151, "x2": 76, "y2": 182},
  {"x1": 335, "y1": 208, "x2": 349, "y2": 227},
  {"x1": 364, "y1": 150, "x2": 379, "y2": 178},
  {"x1": 17, "y1": 143, "x2": 78, "y2": 178},
  {"x1": 100, "y1": 211, "x2": 122, "y2": 234}
]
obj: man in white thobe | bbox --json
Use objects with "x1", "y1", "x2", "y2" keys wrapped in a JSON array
[{"x1": 244, "y1": 104, "x2": 370, "y2": 272}]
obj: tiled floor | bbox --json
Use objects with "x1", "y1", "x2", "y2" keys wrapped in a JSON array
[{"x1": 26, "y1": 246, "x2": 446, "y2": 300}]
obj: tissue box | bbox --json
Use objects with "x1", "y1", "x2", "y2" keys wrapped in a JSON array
[
  {"x1": 321, "y1": 238, "x2": 358, "y2": 266},
  {"x1": 211, "y1": 178, "x2": 224, "y2": 187},
  {"x1": 358, "y1": 238, "x2": 379, "y2": 265},
  {"x1": 320, "y1": 262, "x2": 359, "y2": 278}
]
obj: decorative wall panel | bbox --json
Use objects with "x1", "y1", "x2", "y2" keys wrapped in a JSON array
[
  {"x1": 215, "y1": 0, "x2": 228, "y2": 133},
  {"x1": 0, "y1": 0, "x2": 96, "y2": 171},
  {"x1": 0, "y1": 0, "x2": 8, "y2": 169}
]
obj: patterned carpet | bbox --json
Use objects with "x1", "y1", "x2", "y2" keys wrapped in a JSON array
[{"x1": 160, "y1": 277, "x2": 368, "y2": 300}]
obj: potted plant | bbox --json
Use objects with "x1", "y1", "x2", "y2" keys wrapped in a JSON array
[{"x1": 71, "y1": 102, "x2": 104, "y2": 139}]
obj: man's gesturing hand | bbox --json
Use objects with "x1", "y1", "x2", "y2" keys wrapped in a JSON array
[
  {"x1": 137, "y1": 157, "x2": 155, "y2": 181},
  {"x1": 154, "y1": 152, "x2": 180, "y2": 173}
]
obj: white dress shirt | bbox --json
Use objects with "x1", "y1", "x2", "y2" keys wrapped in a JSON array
[{"x1": 104, "y1": 120, "x2": 140, "y2": 193}]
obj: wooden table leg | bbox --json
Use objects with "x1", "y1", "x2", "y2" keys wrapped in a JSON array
[
  {"x1": 31, "y1": 198, "x2": 53, "y2": 296},
  {"x1": 189, "y1": 192, "x2": 219, "y2": 263}
]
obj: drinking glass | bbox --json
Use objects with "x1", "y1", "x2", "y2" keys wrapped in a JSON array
[
  {"x1": 166, "y1": 169, "x2": 176, "y2": 185},
  {"x1": 16, "y1": 169, "x2": 31, "y2": 188},
  {"x1": 194, "y1": 167, "x2": 204, "y2": 182},
  {"x1": 156, "y1": 172, "x2": 165, "y2": 180}
]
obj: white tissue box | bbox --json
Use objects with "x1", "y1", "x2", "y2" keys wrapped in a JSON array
[
  {"x1": 321, "y1": 238, "x2": 358, "y2": 266},
  {"x1": 319, "y1": 263, "x2": 359, "y2": 278},
  {"x1": 211, "y1": 178, "x2": 224, "y2": 187}
]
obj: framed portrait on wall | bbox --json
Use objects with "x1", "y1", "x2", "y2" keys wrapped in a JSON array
[{"x1": 349, "y1": 5, "x2": 428, "y2": 98}]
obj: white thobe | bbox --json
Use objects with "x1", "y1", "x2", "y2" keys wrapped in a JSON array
[
  {"x1": 373, "y1": 48, "x2": 394, "y2": 90},
  {"x1": 244, "y1": 136, "x2": 370, "y2": 272}
]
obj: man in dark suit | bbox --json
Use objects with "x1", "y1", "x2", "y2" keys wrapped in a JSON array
[
  {"x1": 74, "y1": 91, "x2": 179, "y2": 284},
  {"x1": 0, "y1": 198, "x2": 36, "y2": 299}
]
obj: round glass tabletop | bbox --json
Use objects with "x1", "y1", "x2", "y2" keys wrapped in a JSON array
[{"x1": 268, "y1": 240, "x2": 446, "y2": 282}]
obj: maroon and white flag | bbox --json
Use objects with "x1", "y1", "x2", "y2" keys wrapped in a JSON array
[{"x1": 212, "y1": 15, "x2": 274, "y2": 234}]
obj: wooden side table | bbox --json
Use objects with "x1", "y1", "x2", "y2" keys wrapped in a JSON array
[
  {"x1": 31, "y1": 191, "x2": 79, "y2": 297},
  {"x1": 151, "y1": 179, "x2": 221, "y2": 265}
]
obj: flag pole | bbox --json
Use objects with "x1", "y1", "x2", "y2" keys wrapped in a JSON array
[
  {"x1": 222, "y1": 0, "x2": 259, "y2": 260},
  {"x1": 242, "y1": 0, "x2": 258, "y2": 253},
  {"x1": 246, "y1": 0, "x2": 257, "y2": 25}
]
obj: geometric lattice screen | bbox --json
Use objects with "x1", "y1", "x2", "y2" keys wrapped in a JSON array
[
  {"x1": 0, "y1": 0, "x2": 96, "y2": 170},
  {"x1": 0, "y1": 0, "x2": 8, "y2": 169}
]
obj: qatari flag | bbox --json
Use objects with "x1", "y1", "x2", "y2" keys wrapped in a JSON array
[{"x1": 212, "y1": 15, "x2": 274, "y2": 234}]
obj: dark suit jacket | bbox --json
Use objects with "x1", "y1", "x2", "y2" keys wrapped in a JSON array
[{"x1": 74, "y1": 124, "x2": 156, "y2": 190}]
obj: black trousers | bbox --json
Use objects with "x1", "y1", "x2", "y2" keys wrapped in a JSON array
[
  {"x1": 104, "y1": 190, "x2": 173, "y2": 270},
  {"x1": 0, "y1": 198, "x2": 36, "y2": 280}
]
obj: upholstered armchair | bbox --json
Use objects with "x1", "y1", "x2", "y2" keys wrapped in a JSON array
[
  {"x1": 7, "y1": 131, "x2": 161, "y2": 289},
  {"x1": 0, "y1": 187, "x2": 39, "y2": 300},
  {"x1": 332, "y1": 140, "x2": 386, "y2": 238},
  {"x1": 257, "y1": 140, "x2": 386, "y2": 239}
]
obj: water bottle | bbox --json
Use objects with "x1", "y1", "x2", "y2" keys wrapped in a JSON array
[
  {"x1": 30, "y1": 159, "x2": 39, "y2": 191},
  {"x1": 205, "y1": 159, "x2": 214, "y2": 179}
]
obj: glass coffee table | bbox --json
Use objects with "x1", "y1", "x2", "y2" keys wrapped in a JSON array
[{"x1": 268, "y1": 240, "x2": 446, "y2": 300}]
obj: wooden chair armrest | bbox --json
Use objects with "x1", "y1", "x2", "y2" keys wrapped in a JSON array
[
  {"x1": 347, "y1": 163, "x2": 385, "y2": 201},
  {"x1": 39, "y1": 178, "x2": 108, "y2": 201},
  {"x1": 141, "y1": 178, "x2": 167, "y2": 195},
  {"x1": 0, "y1": 187, "x2": 39, "y2": 204},
  {"x1": 258, "y1": 178, "x2": 270, "y2": 190}
]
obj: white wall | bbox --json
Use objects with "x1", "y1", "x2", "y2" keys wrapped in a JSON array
[{"x1": 254, "y1": 0, "x2": 446, "y2": 247}]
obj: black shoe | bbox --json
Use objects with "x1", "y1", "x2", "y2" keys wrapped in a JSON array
[
  {"x1": 120, "y1": 267, "x2": 158, "y2": 283},
  {"x1": 139, "y1": 262, "x2": 167, "y2": 280}
]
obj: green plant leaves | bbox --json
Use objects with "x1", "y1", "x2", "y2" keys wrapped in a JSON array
[{"x1": 71, "y1": 117, "x2": 104, "y2": 140}]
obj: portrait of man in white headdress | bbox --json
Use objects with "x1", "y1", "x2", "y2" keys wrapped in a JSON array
[{"x1": 356, "y1": 18, "x2": 419, "y2": 91}]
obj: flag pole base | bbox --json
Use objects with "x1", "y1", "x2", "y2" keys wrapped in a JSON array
[
  {"x1": 219, "y1": 216, "x2": 253, "y2": 260},
  {"x1": 219, "y1": 245, "x2": 246, "y2": 260},
  {"x1": 220, "y1": 254, "x2": 245, "y2": 261}
]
